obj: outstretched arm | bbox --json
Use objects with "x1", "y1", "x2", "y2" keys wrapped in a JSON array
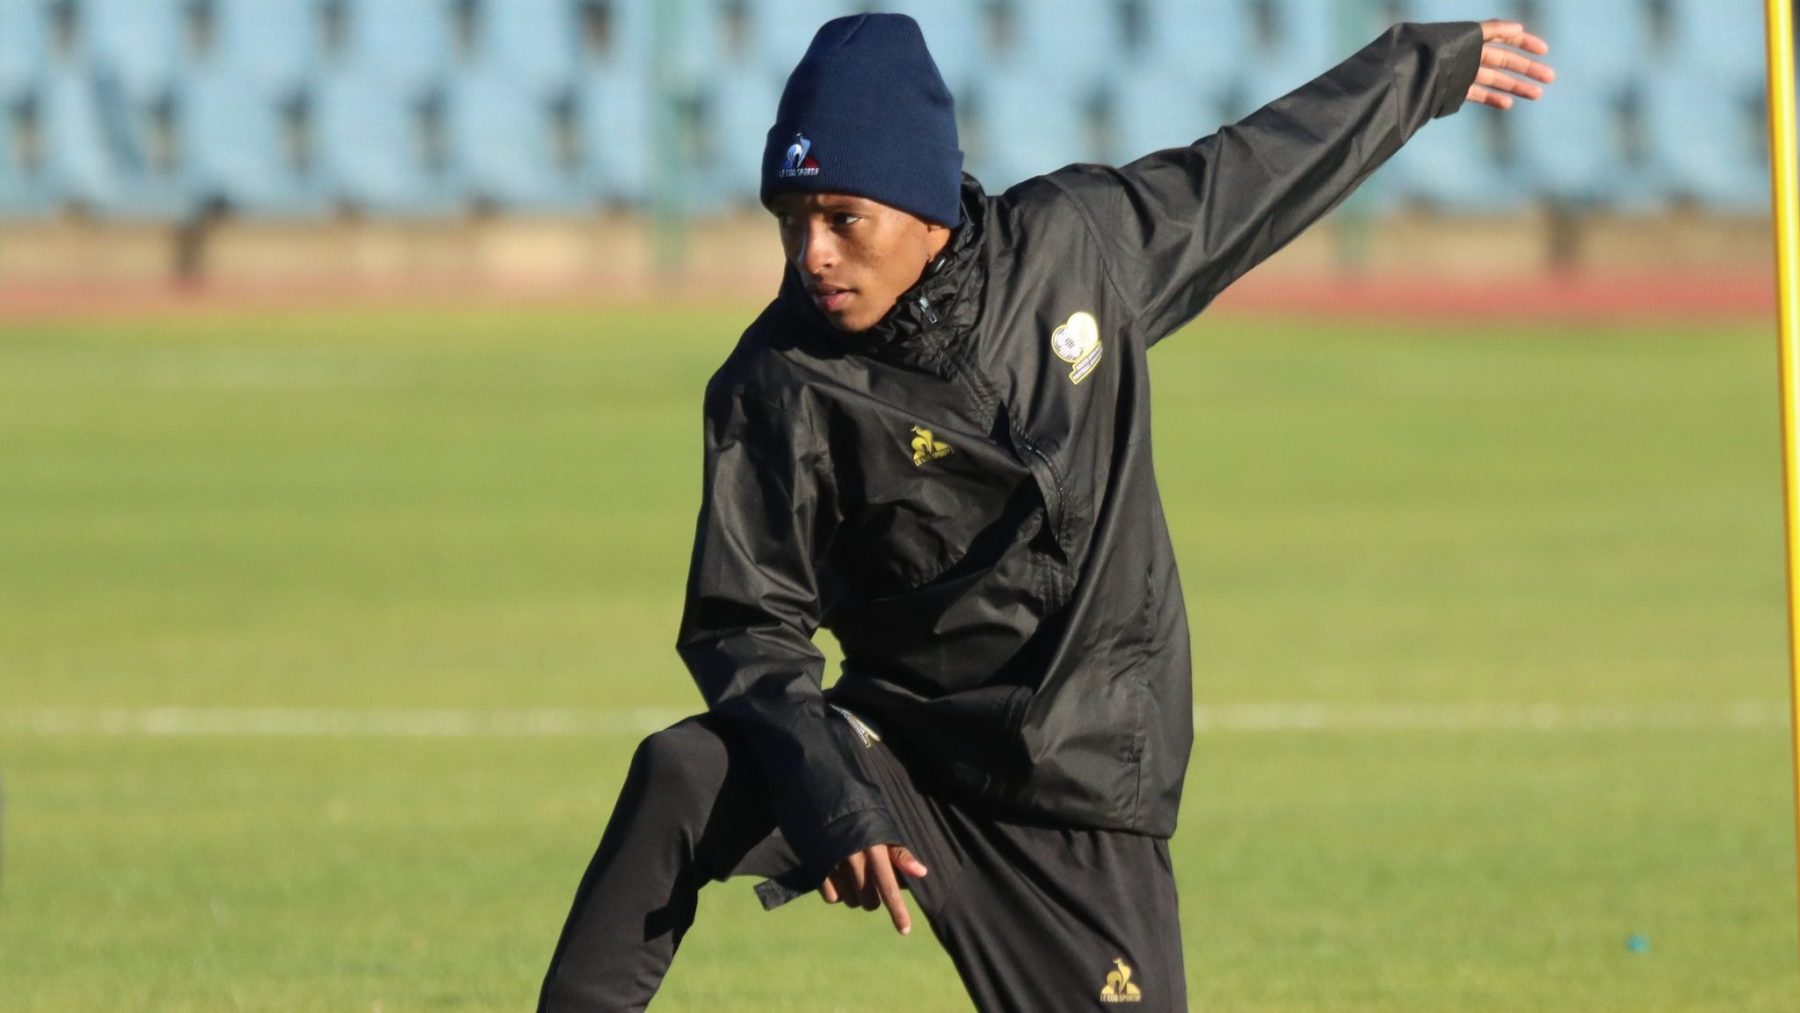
[{"x1": 1045, "y1": 19, "x2": 1553, "y2": 344}]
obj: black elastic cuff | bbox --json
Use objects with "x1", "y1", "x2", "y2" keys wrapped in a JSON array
[
  {"x1": 751, "y1": 803, "x2": 903, "y2": 912},
  {"x1": 1429, "y1": 21, "x2": 1487, "y2": 119},
  {"x1": 754, "y1": 875, "x2": 809, "y2": 911}
]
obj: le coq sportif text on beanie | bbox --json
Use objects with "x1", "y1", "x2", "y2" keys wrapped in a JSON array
[{"x1": 760, "y1": 13, "x2": 965, "y2": 228}]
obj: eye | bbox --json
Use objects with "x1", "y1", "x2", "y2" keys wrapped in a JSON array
[{"x1": 832, "y1": 212, "x2": 863, "y2": 228}]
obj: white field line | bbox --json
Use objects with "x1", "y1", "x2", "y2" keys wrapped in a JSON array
[
  {"x1": 1188, "y1": 700, "x2": 1787, "y2": 732},
  {"x1": 0, "y1": 701, "x2": 1786, "y2": 739},
  {"x1": 5, "y1": 707, "x2": 694, "y2": 738}
]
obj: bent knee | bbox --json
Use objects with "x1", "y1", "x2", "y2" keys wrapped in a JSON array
[{"x1": 627, "y1": 716, "x2": 733, "y2": 809}]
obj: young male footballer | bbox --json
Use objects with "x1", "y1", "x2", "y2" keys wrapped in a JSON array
[{"x1": 540, "y1": 11, "x2": 1553, "y2": 1011}]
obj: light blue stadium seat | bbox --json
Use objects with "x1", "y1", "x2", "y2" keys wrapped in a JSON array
[
  {"x1": 575, "y1": 67, "x2": 650, "y2": 206},
  {"x1": 1239, "y1": 0, "x2": 1334, "y2": 108},
  {"x1": 1508, "y1": 79, "x2": 1661, "y2": 212},
  {"x1": 714, "y1": 0, "x2": 986, "y2": 105},
  {"x1": 1384, "y1": 104, "x2": 1531, "y2": 213},
  {"x1": 744, "y1": 0, "x2": 848, "y2": 77},
  {"x1": 1666, "y1": 0, "x2": 1763, "y2": 69},
  {"x1": 1524, "y1": 0, "x2": 1651, "y2": 83},
  {"x1": 315, "y1": 69, "x2": 460, "y2": 214},
  {"x1": 311, "y1": 1, "x2": 458, "y2": 214},
  {"x1": 36, "y1": 66, "x2": 128, "y2": 212},
  {"x1": 1510, "y1": 0, "x2": 1660, "y2": 209},
  {"x1": 177, "y1": 65, "x2": 326, "y2": 216},
  {"x1": 1641, "y1": 75, "x2": 1768, "y2": 213},
  {"x1": 0, "y1": 84, "x2": 52, "y2": 216},
  {"x1": 658, "y1": 0, "x2": 736, "y2": 92},
  {"x1": 891, "y1": 0, "x2": 985, "y2": 92},
  {"x1": 81, "y1": 65, "x2": 196, "y2": 218},
  {"x1": 447, "y1": 68, "x2": 585, "y2": 211},
  {"x1": 208, "y1": 0, "x2": 320, "y2": 95},
  {"x1": 473, "y1": 0, "x2": 583, "y2": 98},
  {"x1": 632, "y1": 0, "x2": 799, "y2": 184},
  {"x1": 701, "y1": 64, "x2": 781, "y2": 210},
  {"x1": 578, "y1": 0, "x2": 655, "y2": 76},
  {"x1": 655, "y1": 2, "x2": 840, "y2": 213},
  {"x1": 1133, "y1": 0, "x2": 1255, "y2": 94},
  {"x1": 1386, "y1": 0, "x2": 1525, "y2": 30},
  {"x1": 0, "y1": 0, "x2": 48, "y2": 100},
  {"x1": 1232, "y1": 1, "x2": 1462, "y2": 143},
  {"x1": 0, "y1": 0, "x2": 51, "y2": 216},
  {"x1": 1634, "y1": 1, "x2": 1767, "y2": 212},
  {"x1": 67, "y1": 0, "x2": 192, "y2": 217},
  {"x1": 971, "y1": 67, "x2": 1090, "y2": 191},
  {"x1": 1113, "y1": 64, "x2": 1247, "y2": 164},
  {"x1": 1001, "y1": 0, "x2": 1125, "y2": 95},
  {"x1": 1331, "y1": 2, "x2": 1407, "y2": 42},
  {"x1": 84, "y1": 0, "x2": 184, "y2": 104},
  {"x1": 336, "y1": 0, "x2": 453, "y2": 84}
]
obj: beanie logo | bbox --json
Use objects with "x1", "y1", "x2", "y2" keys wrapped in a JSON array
[{"x1": 779, "y1": 132, "x2": 822, "y2": 177}]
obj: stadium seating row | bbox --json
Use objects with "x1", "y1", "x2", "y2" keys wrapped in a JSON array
[{"x1": 0, "y1": 0, "x2": 1775, "y2": 220}]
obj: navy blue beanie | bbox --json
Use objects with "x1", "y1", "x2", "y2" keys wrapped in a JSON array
[{"x1": 760, "y1": 13, "x2": 964, "y2": 227}]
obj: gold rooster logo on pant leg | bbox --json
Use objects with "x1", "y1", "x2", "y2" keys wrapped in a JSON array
[{"x1": 1099, "y1": 957, "x2": 1142, "y2": 1002}]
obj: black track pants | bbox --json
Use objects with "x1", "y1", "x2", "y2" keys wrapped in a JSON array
[{"x1": 538, "y1": 706, "x2": 1187, "y2": 1012}]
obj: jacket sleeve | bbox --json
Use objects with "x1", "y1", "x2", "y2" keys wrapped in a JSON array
[
  {"x1": 673, "y1": 373, "x2": 902, "y2": 890},
  {"x1": 1045, "y1": 20, "x2": 1486, "y2": 344}
]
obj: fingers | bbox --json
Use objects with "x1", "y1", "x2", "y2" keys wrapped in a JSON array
[
  {"x1": 824, "y1": 852, "x2": 878, "y2": 914},
  {"x1": 1475, "y1": 66, "x2": 1544, "y2": 101},
  {"x1": 1479, "y1": 19, "x2": 1549, "y2": 55},
  {"x1": 1466, "y1": 83, "x2": 1511, "y2": 111},
  {"x1": 1480, "y1": 46, "x2": 1556, "y2": 84},
  {"x1": 866, "y1": 846, "x2": 913, "y2": 936},
  {"x1": 820, "y1": 854, "x2": 865, "y2": 909},
  {"x1": 858, "y1": 853, "x2": 882, "y2": 911},
  {"x1": 1468, "y1": 20, "x2": 1556, "y2": 113},
  {"x1": 845, "y1": 852, "x2": 870, "y2": 909},
  {"x1": 891, "y1": 844, "x2": 929, "y2": 880},
  {"x1": 818, "y1": 844, "x2": 930, "y2": 935}
]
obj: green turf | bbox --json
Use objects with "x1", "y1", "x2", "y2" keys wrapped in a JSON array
[{"x1": 0, "y1": 304, "x2": 1793, "y2": 1009}]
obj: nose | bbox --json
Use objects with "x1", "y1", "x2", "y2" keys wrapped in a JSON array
[{"x1": 795, "y1": 220, "x2": 835, "y2": 276}]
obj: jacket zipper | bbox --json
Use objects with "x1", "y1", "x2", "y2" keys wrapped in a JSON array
[
  {"x1": 915, "y1": 295, "x2": 939, "y2": 326},
  {"x1": 1011, "y1": 426, "x2": 1067, "y2": 552}
]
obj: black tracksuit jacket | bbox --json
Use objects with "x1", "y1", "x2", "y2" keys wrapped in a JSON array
[{"x1": 674, "y1": 21, "x2": 1486, "y2": 890}]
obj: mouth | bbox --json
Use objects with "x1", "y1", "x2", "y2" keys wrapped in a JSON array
[{"x1": 809, "y1": 284, "x2": 854, "y2": 314}]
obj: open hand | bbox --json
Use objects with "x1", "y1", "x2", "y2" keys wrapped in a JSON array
[
  {"x1": 818, "y1": 842, "x2": 929, "y2": 935},
  {"x1": 1468, "y1": 19, "x2": 1556, "y2": 110}
]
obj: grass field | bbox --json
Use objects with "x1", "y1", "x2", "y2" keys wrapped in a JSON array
[{"x1": 0, "y1": 303, "x2": 1794, "y2": 1010}]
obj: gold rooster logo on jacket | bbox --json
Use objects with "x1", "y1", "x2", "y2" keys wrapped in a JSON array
[
  {"x1": 1099, "y1": 957, "x2": 1142, "y2": 1002},
  {"x1": 909, "y1": 425, "x2": 952, "y2": 466}
]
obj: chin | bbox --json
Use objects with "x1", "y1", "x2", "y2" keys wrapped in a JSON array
[{"x1": 827, "y1": 311, "x2": 878, "y2": 333}]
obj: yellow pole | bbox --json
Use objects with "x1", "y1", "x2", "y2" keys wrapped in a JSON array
[{"x1": 1766, "y1": 0, "x2": 1800, "y2": 967}]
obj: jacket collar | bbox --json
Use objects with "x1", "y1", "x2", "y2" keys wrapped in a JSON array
[{"x1": 780, "y1": 175, "x2": 986, "y2": 361}]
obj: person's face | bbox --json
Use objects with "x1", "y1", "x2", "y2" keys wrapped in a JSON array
[{"x1": 771, "y1": 191, "x2": 952, "y2": 333}]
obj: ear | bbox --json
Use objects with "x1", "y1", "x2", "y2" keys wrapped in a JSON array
[{"x1": 922, "y1": 218, "x2": 953, "y2": 259}]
